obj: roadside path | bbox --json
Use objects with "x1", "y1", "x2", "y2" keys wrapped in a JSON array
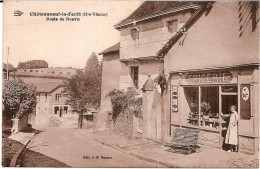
[{"x1": 23, "y1": 127, "x2": 162, "y2": 167}]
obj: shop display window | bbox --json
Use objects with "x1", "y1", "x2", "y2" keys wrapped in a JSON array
[
  {"x1": 183, "y1": 85, "x2": 238, "y2": 130},
  {"x1": 201, "y1": 86, "x2": 219, "y2": 129},
  {"x1": 184, "y1": 87, "x2": 199, "y2": 126}
]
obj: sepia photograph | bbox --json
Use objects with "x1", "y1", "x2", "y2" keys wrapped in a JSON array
[{"x1": 2, "y1": 0, "x2": 259, "y2": 168}]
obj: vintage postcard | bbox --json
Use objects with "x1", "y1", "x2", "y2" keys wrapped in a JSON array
[{"x1": 2, "y1": 0, "x2": 259, "y2": 168}]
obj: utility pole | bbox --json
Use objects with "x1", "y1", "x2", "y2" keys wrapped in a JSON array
[{"x1": 7, "y1": 47, "x2": 9, "y2": 80}]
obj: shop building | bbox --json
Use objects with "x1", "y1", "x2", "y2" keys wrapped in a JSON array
[{"x1": 157, "y1": 1, "x2": 259, "y2": 154}]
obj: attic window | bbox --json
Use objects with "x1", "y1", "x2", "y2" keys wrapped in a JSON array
[
  {"x1": 130, "y1": 29, "x2": 139, "y2": 40},
  {"x1": 167, "y1": 19, "x2": 178, "y2": 33}
]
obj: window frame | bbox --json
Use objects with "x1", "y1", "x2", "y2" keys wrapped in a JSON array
[{"x1": 130, "y1": 66, "x2": 139, "y2": 88}]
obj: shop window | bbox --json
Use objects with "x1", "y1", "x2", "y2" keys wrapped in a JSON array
[
  {"x1": 130, "y1": 67, "x2": 139, "y2": 88},
  {"x1": 184, "y1": 87, "x2": 199, "y2": 126},
  {"x1": 55, "y1": 94, "x2": 61, "y2": 101},
  {"x1": 201, "y1": 86, "x2": 219, "y2": 128},
  {"x1": 130, "y1": 29, "x2": 139, "y2": 40},
  {"x1": 167, "y1": 19, "x2": 178, "y2": 33}
]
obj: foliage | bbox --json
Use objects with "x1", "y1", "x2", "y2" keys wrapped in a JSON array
[
  {"x1": 63, "y1": 52, "x2": 102, "y2": 128},
  {"x1": 107, "y1": 88, "x2": 143, "y2": 119},
  {"x1": 2, "y1": 63, "x2": 15, "y2": 71},
  {"x1": 2, "y1": 79, "x2": 37, "y2": 118},
  {"x1": 17, "y1": 60, "x2": 48, "y2": 69},
  {"x1": 154, "y1": 66, "x2": 167, "y2": 87},
  {"x1": 201, "y1": 101, "x2": 211, "y2": 113}
]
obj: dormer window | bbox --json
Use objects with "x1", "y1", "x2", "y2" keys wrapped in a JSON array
[
  {"x1": 167, "y1": 19, "x2": 178, "y2": 33},
  {"x1": 130, "y1": 29, "x2": 139, "y2": 40}
]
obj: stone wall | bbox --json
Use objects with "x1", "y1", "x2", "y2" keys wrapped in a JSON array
[{"x1": 113, "y1": 110, "x2": 134, "y2": 139}]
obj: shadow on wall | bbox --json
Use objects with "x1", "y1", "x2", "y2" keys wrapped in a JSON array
[{"x1": 238, "y1": 1, "x2": 259, "y2": 37}]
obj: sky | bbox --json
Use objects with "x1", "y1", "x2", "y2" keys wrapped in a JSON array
[{"x1": 3, "y1": 0, "x2": 143, "y2": 68}]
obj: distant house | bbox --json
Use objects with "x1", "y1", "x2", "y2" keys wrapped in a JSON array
[
  {"x1": 33, "y1": 82, "x2": 72, "y2": 126},
  {"x1": 11, "y1": 68, "x2": 77, "y2": 127}
]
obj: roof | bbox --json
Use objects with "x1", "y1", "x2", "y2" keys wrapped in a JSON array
[
  {"x1": 34, "y1": 82, "x2": 63, "y2": 93},
  {"x1": 20, "y1": 79, "x2": 63, "y2": 93},
  {"x1": 157, "y1": 2, "x2": 212, "y2": 57},
  {"x1": 114, "y1": 1, "x2": 201, "y2": 29},
  {"x1": 99, "y1": 42, "x2": 120, "y2": 55}
]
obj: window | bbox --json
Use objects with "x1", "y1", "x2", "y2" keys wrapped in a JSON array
[
  {"x1": 54, "y1": 106, "x2": 59, "y2": 114},
  {"x1": 55, "y1": 94, "x2": 61, "y2": 101},
  {"x1": 184, "y1": 87, "x2": 199, "y2": 126},
  {"x1": 45, "y1": 93, "x2": 48, "y2": 100},
  {"x1": 167, "y1": 19, "x2": 178, "y2": 33},
  {"x1": 130, "y1": 67, "x2": 139, "y2": 88},
  {"x1": 130, "y1": 29, "x2": 139, "y2": 40},
  {"x1": 183, "y1": 85, "x2": 238, "y2": 130}
]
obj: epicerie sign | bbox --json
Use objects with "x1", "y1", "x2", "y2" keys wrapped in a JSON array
[{"x1": 185, "y1": 72, "x2": 233, "y2": 84}]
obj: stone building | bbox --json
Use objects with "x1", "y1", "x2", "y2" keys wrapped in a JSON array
[
  {"x1": 99, "y1": 1, "x2": 259, "y2": 155},
  {"x1": 98, "y1": 43, "x2": 120, "y2": 131},
  {"x1": 98, "y1": 1, "x2": 201, "y2": 132},
  {"x1": 157, "y1": 1, "x2": 259, "y2": 154}
]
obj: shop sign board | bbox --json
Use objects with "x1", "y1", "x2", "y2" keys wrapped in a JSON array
[
  {"x1": 185, "y1": 71, "x2": 233, "y2": 84},
  {"x1": 172, "y1": 86, "x2": 178, "y2": 112},
  {"x1": 240, "y1": 84, "x2": 251, "y2": 119}
]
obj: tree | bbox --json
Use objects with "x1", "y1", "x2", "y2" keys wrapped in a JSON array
[
  {"x1": 17, "y1": 60, "x2": 48, "y2": 69},
  {"x1": 2, "y1": 62, "x2": 15, "y2": 70},
  {"x1": 3, "y1": 79, "x2": 37, "y2": 118},
  {"x1": 63, "y1": 52, "x2": 102, "y2": 128}
]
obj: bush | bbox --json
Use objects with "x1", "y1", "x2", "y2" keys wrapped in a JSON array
[
  {"x1": 3, "y1": 80, "x2": 37, "y2": 118},
  {"x1": 107, "y1": 88, "x2": 142, "y2": 119}
]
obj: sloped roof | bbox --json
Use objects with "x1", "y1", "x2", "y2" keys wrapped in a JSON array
[
  {"x1": 22, "y1": 80, "x2": 63, "y2": 93},
  {"x1": 157, "y1": 2, "x2": 211, "y2": 57},
  {"x1": 99, "y1": 42, "x2": 120, "y2": 55},
  {"x1": 114, "y1": 1, "x2": 202, "y2": 29}
]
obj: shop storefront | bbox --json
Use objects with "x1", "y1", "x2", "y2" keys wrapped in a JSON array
[{"x1": 170, "y1": 64, "x2": 259, "y2": 154}]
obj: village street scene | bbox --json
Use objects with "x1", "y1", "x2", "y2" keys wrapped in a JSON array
[{"x1": 2, "y1": 1, "x2": 260, "y2": 168}]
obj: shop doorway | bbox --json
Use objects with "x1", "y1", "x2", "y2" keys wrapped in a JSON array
[{"x1": 221, "y1": 88, "x2": 238, "y2": 151}]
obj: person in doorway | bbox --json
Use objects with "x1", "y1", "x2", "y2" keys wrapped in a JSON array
[{"x1": 220, "y1": 105, "x2": 238, "y2": 152}]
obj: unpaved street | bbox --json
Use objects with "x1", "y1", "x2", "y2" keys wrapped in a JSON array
[{"x1": 22, "y1": 127, "x2": 162, "y2": 167}]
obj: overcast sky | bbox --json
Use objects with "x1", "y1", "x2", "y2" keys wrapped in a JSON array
[{"x1": 3, "y1": 1, "x2": 142, "y2": 68}]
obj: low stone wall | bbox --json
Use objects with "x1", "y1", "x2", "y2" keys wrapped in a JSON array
[{"x1": 113, "y1": 110, "x2": 134, "y2": 139}]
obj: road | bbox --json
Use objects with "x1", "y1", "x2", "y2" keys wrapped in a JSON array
[{"x1": 22, "y1": 126, "x2": 162, "y2": 167}]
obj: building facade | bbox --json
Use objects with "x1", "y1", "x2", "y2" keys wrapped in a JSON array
[
  {"x1": 115, "y1": 1, "x2": 200, "y2": 91},
  {"x1": 158, "y1": 1, "x2": 259, "y2": 154},
  {"x1": 98, "y1": 1, "x2": 201, "y2": 131}
]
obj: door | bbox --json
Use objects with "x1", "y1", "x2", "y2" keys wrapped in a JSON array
[{"x1": 220, "y1": 86, "x2": 238, "y2": 150}]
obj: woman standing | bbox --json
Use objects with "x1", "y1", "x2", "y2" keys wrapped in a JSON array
[{"x1": 220, "y1": 105, "x2": 238, "y2": 152}]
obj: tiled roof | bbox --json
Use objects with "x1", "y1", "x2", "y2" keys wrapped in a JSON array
[
  {"x1": 99, "y1": 42, "x2": 120, "y2": 55},
  {"x1": 21, "y1": 78, "x2": 63, "y2": 93},
  {"x1": 114, "y1": 1, "x2": 202, "y2": 29}
]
